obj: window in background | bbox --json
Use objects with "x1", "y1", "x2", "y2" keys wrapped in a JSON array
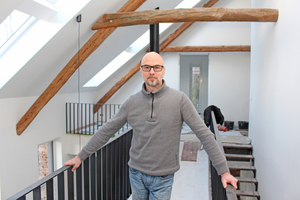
[{"x1": 0, "y1": 10, "x2": 36, "y2": 56}]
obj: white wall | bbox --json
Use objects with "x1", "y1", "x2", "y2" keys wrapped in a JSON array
[
  {"x1": 250, "y1": 0, "x2": 300, "y2": 199},
  {"x1": 0, "y1": 91, "x2": 95, "y2": 199},
  {"x1": 161, "y1": 52, "x2": 251, "y2": 126}
]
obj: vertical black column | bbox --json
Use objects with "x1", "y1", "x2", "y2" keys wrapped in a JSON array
[{"x1": 150, "y1": 7, "x2": 159, "y2": 53}]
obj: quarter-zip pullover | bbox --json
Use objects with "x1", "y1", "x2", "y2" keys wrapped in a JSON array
[{"x1": 78, "y1": 81, "x2": 229, "y2": 176}]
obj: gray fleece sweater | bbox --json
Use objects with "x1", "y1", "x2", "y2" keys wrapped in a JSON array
[{"x1": 78, "y1": 81, "x2": 229, "y2": 176}]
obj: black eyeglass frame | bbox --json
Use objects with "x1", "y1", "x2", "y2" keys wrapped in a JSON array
[{"x1": 141, "y1": 65, "x2": 164, "y2": 72}]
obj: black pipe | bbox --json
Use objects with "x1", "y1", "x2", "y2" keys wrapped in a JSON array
[{"x1": 150, "y1": 7, "x2": 159, "y2": 53}]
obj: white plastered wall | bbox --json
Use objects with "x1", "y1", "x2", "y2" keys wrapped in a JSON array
[
  {"x1": 250, "y1": 0, "x2": 300, "y2": 199},
  {"x1": 0, "y1": 91, "x2": 95, "y2": 199}
]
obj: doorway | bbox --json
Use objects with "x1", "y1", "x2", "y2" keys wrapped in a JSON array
[{"x1": 180, "y1": 55, "x2": 209, "y2": 117}]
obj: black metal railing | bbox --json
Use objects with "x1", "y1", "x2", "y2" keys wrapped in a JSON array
[
  {"x1": 66, "y1": 103, "x2": 130, "y2": 135},
  {"x1": 8, "y1": 129, "x2": 133, "y2": 200},
  {"x1": 210, "y1": 111, "x2": 237, "y2": 200}
]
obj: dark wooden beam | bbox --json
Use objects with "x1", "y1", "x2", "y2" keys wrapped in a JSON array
[
  {"x1": 93, "y1": 0, "x2": 219, "y2": 113},
  {"x1": 16, "y1": 0, "x2": 147, "y2": 136},
  {"x1": 92, "y1": 7, "x2": 279, "y2": 29},
  {"x1": 161, "y1": 45, "x2": 251, "y2": 52},
  {"x1": 203, "y1": 0, "x2": 219, "y2": 7}
]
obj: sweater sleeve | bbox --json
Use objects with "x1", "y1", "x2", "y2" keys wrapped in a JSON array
[
  {"x1": 77, "y1": 101, "x2": 128, "y2": 160},
  {"x1": 180, "y1": 93, "x2": 229, "y2": 175}
]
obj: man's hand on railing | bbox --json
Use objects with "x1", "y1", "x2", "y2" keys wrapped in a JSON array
[
  {"x1": 221, "y1": 172, "x2": 238, "y2": 190},
  {"x1": 64, "y1": 155, "x2": 82, "y2": 172}
]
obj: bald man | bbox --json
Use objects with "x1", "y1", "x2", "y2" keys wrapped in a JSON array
[{"x1": 65, "y1": 52, "x2": 237, "y2": 200}]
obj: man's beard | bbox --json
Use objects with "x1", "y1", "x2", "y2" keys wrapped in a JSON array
[{"x1": 145, "y1": 77, "x2": 160, "y2": 87}]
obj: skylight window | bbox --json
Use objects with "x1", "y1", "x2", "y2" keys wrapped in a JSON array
[
  {"x1": 84, "y1": 0, "x2": 202, "y2": 87},
  {"x1": 0, "y1": 10, "x2": 37, "y2": 89},
  {"x1": 0, "y1": 0, "x2": 90, "y2": 90},
  {"x1": 0, "y1": 10, "x2": 36, "y2": 54}
]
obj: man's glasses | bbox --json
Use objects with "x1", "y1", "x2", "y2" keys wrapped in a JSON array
[{"x1": 141, "y1": 65, "x2": 164, "y2": 72}]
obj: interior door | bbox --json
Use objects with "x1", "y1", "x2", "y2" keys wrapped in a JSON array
[{"x1": 180, "y1": 55, "x2": 209, "y2": 117}]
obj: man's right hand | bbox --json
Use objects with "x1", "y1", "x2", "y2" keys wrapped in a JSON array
[{"x1": 64, "y1": 155, "x2": 82, "y2": 172}]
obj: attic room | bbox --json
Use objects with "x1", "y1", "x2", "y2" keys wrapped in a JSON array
[{"x1": 0, "y1": 0, "x2": 299, "y2": 199}]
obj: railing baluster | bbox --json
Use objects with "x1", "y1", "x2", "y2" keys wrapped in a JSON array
[
  {"x1": 105, "y1": 104, "x2": 107, "y2": 124},
  {"x1": 102, "y1": 147, "x2": 107, "y2": 200},
  {"x1": 76, "y1": 165, "x2": 83, "y2": 200},
  {"x1": 69, "y1": 103, "x2": 71, "y2": 133},
  {"x1": 66, "y1": 103, "x2": 68, "y2": 133},
  {"x1": 115, "y1": 137, "x2": 121, "y2": 199},
  {"x1": 93, "y1": 104, "x2": 95, "y2": 134},
  {"x1": 96, "y1": 149, "x2": 102, "y2": 200},
  {"x1": 17, "y1": 196, "x2": 25, "y2": 200},
  {"x1": 67, "y1": 168, "x2": 74, "y2": 200},
  {"x1": 89, "y1": 104, "x2": 91, "y2": 134},
  {"x1": 106, "y1": 144, "x2": 112, "y2": 200},
  {"x1": 84, "y1": 157, "x2": 90, "y2": 200},
  {"x1": 120, "y1": 135, "x2": 125, "y2": 200},
  {"x1": 100, "y1": 104, "x2": 103, "y2": 127},
  {"x1": 73, "y1": 103, "x2": 75, "y2": 134},
  {"x1": 96, "y1": 104, "x2": 98, "y2": 131},
  {"x1": 127, "y1": 131, "x2": 133, "y2": 197},
  {"x1": 90, "y1": 154, "x2": 96, "y2": 200},
  {"x1": 46, "y1": 179, "x2": 54, "y2": 200},
  {"x1": 81, "y1": 103, "x2": 83, "y2": 134},
  {"x1": 111, "y1": 142, "x2": 116, "y2": 199},
  {"x1": 76, "y1": 103, "x2": 80, "y2": 134},
  {"x1": 58, "y1": 172, "x2": 65, "y2": 200},
  {"x1": 109, "y1": 104, "x2": 111, "y2": 122},
  {"x1": 33, "y1": 187, "x2": 41, "y2": 200},
  {"x1": 125, "y1": 133, "x2": 130, "y2": 198},
  {"x1": 85, "y1": 104, "x2": 87, "y2": 135}
]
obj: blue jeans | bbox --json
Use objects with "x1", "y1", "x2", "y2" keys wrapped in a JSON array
[{"x1": 129, "y1": 167, "x2": 174, "y2": 200}]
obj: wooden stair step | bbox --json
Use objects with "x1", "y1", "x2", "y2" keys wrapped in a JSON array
[
  {"x1": 236, "y1": 190, "x2": 260, "y2": 198},
  {"x1": 225, "y1": 153, "x2": 254, "y2": 161},
  {"x1": 228, "y1": 162, "x2": 256, "y2": 171},
  {"x1": 223, "y1": 143, "x2": 252, "y2": 149},
  {"x1": 228, "y1": 161, "x2": 256, "y2": 177},
  {"x1": 236, "y1": 177, "x2": 258, "y2": 184},
  {"x1": 223, "y1": 143, "x2": 253, "y2": 155}
]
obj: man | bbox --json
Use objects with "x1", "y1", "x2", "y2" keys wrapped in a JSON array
[{"x1": 65, "y1": 52, "x2": 238, "y2": 200}]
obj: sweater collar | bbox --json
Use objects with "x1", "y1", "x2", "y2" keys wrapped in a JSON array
[{"x1": 142, "y1": 80, "x2": 168, "y2": 97}]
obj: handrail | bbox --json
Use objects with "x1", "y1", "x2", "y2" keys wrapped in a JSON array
[
  {"x1": 7, "y1": 166, "x2": 70, "y2": 200},
  {"x1": 210, "y1": 111, "x2": 237, "y2": 200},
  {"x1": 8, "y1": 128, "x2": 133, "y2": 200}
]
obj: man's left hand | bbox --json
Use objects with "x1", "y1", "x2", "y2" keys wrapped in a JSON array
[{"x1": 221, "y1": 172, "x2": 238, "y2": 190}]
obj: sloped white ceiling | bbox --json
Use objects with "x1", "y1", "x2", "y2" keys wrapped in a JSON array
[{"x1": 0, "y1": 0, "x2": 187, "y2": 98}]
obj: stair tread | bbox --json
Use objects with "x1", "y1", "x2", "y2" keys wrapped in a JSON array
[
  {"x1": 223, "y1": 143, "x2": 252, "y2": 149},
  {"x1": 225, "y1": 154, "x2": 254, "y2": 159},
  {"x1": 236, "y1": 190, "x2": 260, "y2": 197},
  {"x1": 228, "y1": 161, "x2": 256, "y2": 170},
  {"x1": 236, "y1": 177, "x2": 258, "y2": 183}
]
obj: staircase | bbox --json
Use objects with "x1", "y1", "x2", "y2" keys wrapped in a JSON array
[{"x1": 223, "y1": 142, "x2": 261, "y2": 200}]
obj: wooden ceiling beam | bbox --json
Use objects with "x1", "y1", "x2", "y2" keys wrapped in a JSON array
[
  {"x1": 93, "y1": 0, "x2": 219, "y2": 113},
  {"x1": 162, "y1": 45, "x2": 251, "y2": 52},
  {"x1": 92, "y1": 7, "x2": 279, "y2": 29},
  {"x1": 16, "y1": 0, "x2": 147, "y2": 136}
]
